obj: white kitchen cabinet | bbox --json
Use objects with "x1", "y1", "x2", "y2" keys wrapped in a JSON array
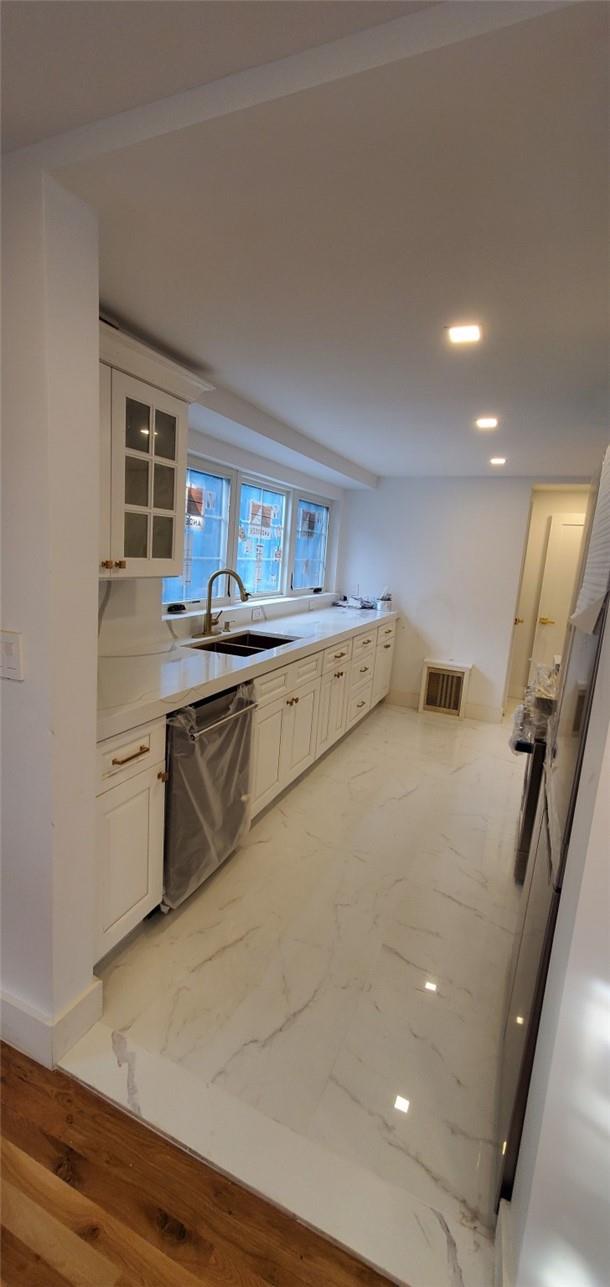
[
  {"x1": 372, "y1": 637, "x2": 395, "y2": 704},
  {"x1": 281, "y1": 675, "x2": 320, "y2": 786},
  {"x1": 317, "y1": 666, "x2": 349, "y2": 756},
  {"x1": 346, "y1": 680, "x2": 373, "y2": 727},
  {"x1": 95, "y1": 760, "x2": 165, "y2": 961},
  {"x1": 99, "y1": 322, "x2": 211, "y2": 579},
  {"x1": 251, "y1": 672, "x2": 321, "y2": 815},
  {"x1": 251, "y1": 694, "x2": 287, "y2": 813}
]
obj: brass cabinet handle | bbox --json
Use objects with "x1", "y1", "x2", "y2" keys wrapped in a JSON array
[
  {"x1": 359, "y1": 665, "x2": 369, "y2": 673},
  {"x1": 514, "y1": 616, "x2": 524, "y2": 625},
  {"x1": 383, "y1": 643, "x2": 392, "y2": 650},
  {"x1": 334, "y1": 671, "x2": 344, "y2": 679},
  {"x1": 334, "y1": 651, "x2": 346, "y2": 659},
  {"x1": 294, "y1": 696, "x2": 299, "y2": 704},
  {"x1": 384, "y1": 628, "x2": 393, "y2": 634},
  {"x1": 362, "y1": 638, "x2": 371, "y2": 645},
  {"x1": 157, "y1": 769, "x2": 169, "y2": 782},
  {"x1": 538, "y1": 616, "x2": 556, "y2": 625},
  {"x1": 114, "y1": 560, "x2": 127, "y2": 569},
  {"x1": 100, "y1": 559, "x2": 114, "y2": 570},
  {"x1": 111, "y1": 744, "x2": 149, "y2": 766},
  {"x1": 356, "y1": 700, "x2": 366, "y2": 709},
  {"x1": 286, "y1": 697, "x2": 294, "y2": 706}
]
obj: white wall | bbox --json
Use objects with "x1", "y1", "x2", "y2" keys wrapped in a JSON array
[
  {"x1": 338, "y1": 477, "x2": 533, "y2": 721},
  {"x1": 508, "y1": 614, "x2": 610, "y2": 1287},
  {"x1": 507, "y1": 488, "x2": 589, "y2": 698},
  {"x1": 1, "y1": 163, "x2": 102, "y2": 1062}
]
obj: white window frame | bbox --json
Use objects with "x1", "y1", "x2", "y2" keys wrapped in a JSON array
[
  {"x1": 163, "y1": 454, "x2": 336, "y2": 610},
  {"x1": 287, "y1": 491, "x2": 333, "y2": 596},
  {"x1": 162, "y1": 456, "x2": 237, "y2": 606}
]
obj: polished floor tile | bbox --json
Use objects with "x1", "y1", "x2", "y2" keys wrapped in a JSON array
[{"x1": 63, "y1": 704, "x2": 525, "y2": 1286}]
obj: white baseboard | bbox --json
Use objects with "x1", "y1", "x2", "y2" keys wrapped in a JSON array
[
  {"x1": 465, "y1": 701, "x2": 503, "y2": 723},
  {"x1": 495, "y1": 1199, "x2": 516, "y2": 1287},
  {"x1": 1, "y1": 977, "x2": 103, "y2": 1068},
  {"x1": 387, "y1": 689, "x2": 502, "y2": 724},
  {"x1": 387, "y1": 688, "x2": 419, "y2": 709}
]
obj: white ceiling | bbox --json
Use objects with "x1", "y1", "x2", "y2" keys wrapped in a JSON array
[
  {"x1": 1, "y1": 0, "x2": 428, "y2": 151},
  {"x1": 9, "y1": 2, "x2": 608, "y2": 481}
]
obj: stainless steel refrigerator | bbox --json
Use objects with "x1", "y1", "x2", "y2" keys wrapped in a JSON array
[{"x1": 495, "y1": 465, "x2": 610, "y2": 1205}]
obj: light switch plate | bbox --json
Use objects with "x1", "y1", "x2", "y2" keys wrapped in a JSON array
[
  {"x1": 1, "y1": 630, "x2": 24, "y2": 681},
  {"x1": 251, "y1": 606, "x2": 264, "y2": 622}
]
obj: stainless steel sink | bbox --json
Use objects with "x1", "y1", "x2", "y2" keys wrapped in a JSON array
[{"x1": 189, "y1": 631, "x2": 297, "y2": 657}]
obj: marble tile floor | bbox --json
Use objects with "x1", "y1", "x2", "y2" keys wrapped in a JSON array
[{"x1": 62, "y1": 704, "x2": 525, "y2": 1286}]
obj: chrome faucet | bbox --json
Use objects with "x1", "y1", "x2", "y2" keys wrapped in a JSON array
[{"x1": 202, "y1": 567, "x2": 249, "y2": 635}]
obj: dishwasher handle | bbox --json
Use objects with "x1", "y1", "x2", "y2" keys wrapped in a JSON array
[{"x1": 188, "y1": 699, "x2": 257, "y2": 740}]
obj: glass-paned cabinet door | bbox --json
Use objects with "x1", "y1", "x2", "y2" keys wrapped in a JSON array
[{"x1": 110, "y1": 370, "x2": 187, "y2": 576}]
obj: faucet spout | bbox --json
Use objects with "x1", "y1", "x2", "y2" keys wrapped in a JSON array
[{"x1": 202, "y1": 567, "x2": 249, "y2": 635}]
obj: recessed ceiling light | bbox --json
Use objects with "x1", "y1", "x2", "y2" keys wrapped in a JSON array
[
  {"x1": 448, "y1": 324, "x2": 481, "y2": 344},
  {"x1": 490, "y1": 457, "x2": 507, "y2": 466},
  {"x1": 476, "y1": 417, "x2": 498, "y2": 430},
  {"x1": 424, "y1": 981, "x2": 437, "y2": 992},
  {"x1": 394, "y1": 1095, "x2": 410, "y2": 1114}
]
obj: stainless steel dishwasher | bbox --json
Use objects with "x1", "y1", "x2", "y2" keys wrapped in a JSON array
[{"x1": 162, "y1": 684, "x2": 255, "y2": 910}]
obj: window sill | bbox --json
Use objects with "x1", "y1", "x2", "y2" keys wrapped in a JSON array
[{"x1": 161, "y1": 591, "x2": 336, "y2": 623}]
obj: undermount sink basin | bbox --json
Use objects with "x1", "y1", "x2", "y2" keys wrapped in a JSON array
[{"x1": 189, "y1": 631, "x2": 297, "y2": 657}]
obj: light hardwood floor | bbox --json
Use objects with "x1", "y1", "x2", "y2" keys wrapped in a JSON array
[{"x1": 0, "y1": 1042, "x2": 392, "y2": 1286}]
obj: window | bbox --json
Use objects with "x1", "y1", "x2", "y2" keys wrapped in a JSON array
[
  {"x1": 163, "y1": 457, "x2": 334, "y2": 607},
  {"x1": 236, "y1": 481, "x2": 287, "y2": 595},
  {"x1": 162, "y1": 465, "x2": 231, "y2": 603},
  {"x1": 292, "y1": 498, "x2": 330, "y2": 590}
]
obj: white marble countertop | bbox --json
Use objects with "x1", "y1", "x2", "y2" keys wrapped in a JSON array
[{"x1": 97, "y1": 607, "x2": 398, "y2": 742}]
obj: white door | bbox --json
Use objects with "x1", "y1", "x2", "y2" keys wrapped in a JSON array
[
  {"x1": 96, "y1": 764, "x2": 165, "y2": 961},
  {"x1": 110, "y1": 370, "x2": 187, "y2": 577},
  {"x1": 373, "y1": 640, "x2": 394, "y2": 703},
  {"x1": 281, "y1": 677, "x2": 320, "y2": 786},
  {"x1": 317, "y1": 669, "x2": 348, "y2": 756},
  {"x1": 251, "y1": 695, "x2": 286, "y2": 815},
  {"x1": 530, "y1": 513, "x2": 585, "y2": 674}
]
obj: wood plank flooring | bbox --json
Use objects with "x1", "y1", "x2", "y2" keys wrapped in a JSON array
[{"x1": 0, "y1": 1043, "x2": 392, "y2": 1286}]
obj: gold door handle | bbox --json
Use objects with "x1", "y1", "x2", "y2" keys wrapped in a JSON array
[
  {"x1": 100, "y1": 559, "x2": 114, "y2": 570},
  {"x1": 514, "y1": 616, "x2": 524, "y2": 625},
  {"x1": 538, "y1": 616, "x2": 556, "y2": 626}
]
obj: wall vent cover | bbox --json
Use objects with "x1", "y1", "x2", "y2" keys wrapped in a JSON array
[{"x1": 419, "y1": 660, "x2": 471, "y2": 719}]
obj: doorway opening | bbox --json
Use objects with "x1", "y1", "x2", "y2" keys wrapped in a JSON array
[{"x1": 506, "y1": 485, "x2": 589, "y2": 703}]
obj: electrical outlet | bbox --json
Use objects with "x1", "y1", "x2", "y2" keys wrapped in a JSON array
[
  {"x1": 1, "y1": 630, "x2": 24, "y2": 681},
  {"x1": 251, "y1": 606, "x2": 264, "y2": 622}
]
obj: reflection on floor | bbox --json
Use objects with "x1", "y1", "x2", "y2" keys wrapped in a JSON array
[{"x1": 63, "y1": 704, "x2": 524, "y2": 1287}]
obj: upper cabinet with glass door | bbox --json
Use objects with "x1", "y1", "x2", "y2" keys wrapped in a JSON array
[{"x1": 99, "y1": 322, "x2": 212, "y2": 578}]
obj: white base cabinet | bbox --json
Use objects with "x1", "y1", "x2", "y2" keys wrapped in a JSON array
[
  {"x1": 317, "y1": 666, "x2": 349, "y2": 756},
  {"x1": 251, "y1": 673, "x2": 320, "y2": 815},
  {"x1": 95, "y1": 719, "x2": 166, "y2": 961}
]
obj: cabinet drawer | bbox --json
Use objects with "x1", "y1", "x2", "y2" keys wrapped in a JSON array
[
  {"x1": 352, "y1": 630, "x2": 375, "y2": 659},
  {"x1": 350, "y1": 655, "x2": 374, "y2": 688},
  {"x1": 377, "y1": 620, "x2": 396, "y2": 644},
  {"x1": 253, "y1": 666, "x2": 290, "y2": 708},
  {"x1": 323, "y1": 638, "x2": 353, "y2": 673},
  {"x1": 286, "y1": 651, "x2": 323, "y2": 690},
  {"x1": 346, "y1": 680, "x2": 373, "y2": 727},
  {"x1": 97, "y1": 718, "x2": 166, "y2": 793}
]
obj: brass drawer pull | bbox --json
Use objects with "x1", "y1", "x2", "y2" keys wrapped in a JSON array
[
  {"x1": 356, "y1": 700, "x2": 366, "y2": 709},
  {"x1": 334, "y1": 651, "x2": 346, "y2": 659},
  {"x1": 157, "y1": 769, "x2": 169, "y2": 782},
  {"x1": 334, "y1": 671, "x2": 344, "y2": 679},
  {"x1": 384, "y1": 628, "x2": 393, "y2": 634},
  {"x1": 111, "y1": 744, "x2": 149, "y2": 766},
  {"x1": 100, "y1": 559, "x2": 114, "y2": 570},
  {"x1": 114, "y1": 560, "x2": 127, "y2": 569},
  {"x1": 361, "y1": 638, "x2": 371, "y2": 645},
  {"x1": 360, "y1": 665, "x2": 369, "y2": 673},
  {"x1": 383, "y1": 643, "x2": 392, "y2": 650}
]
